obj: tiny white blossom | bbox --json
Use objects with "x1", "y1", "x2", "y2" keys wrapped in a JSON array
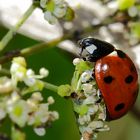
[
  {"x1": 24, "y1": 77, "x2": 36, "y2": 87},
  {"x1": 10, "y1": 57, "x2": 27, "y2": 85},
  {"x1": 40, "y1": 0, "x2": 48, "y2": 8},
  {"x1": 7, "y1": 91, "x2": 20, "y2": 105},
  {"x1": 15, "y1": 70, "x2": 26, "y2": 81},
  {"x1": 34, "y1": 127, "x2": 46, "y2": 136},
  {"x1": 12, "y1": 57, "x2": 26, "y2": 67},
  {"x1": 83, "y1": 96, "x2": 98, "y2": 105},
  {"x1": 78, "y1": 114, "x2": 91, "y2": 125},
  {"x1": 26, "y1": 69, "x2": 35, "y2": 77},
  {"x1": 44, "y1": 11, "x2": 57, "y2": 24},
  {"x1": 53, "y1": 6, "x2": 67, "y2": 18},
  {"x1": 98, "y1": 112, "x2": 106, "y2": 121},
  {"x1": 82, "y1": 83, "x2": 93, "y2": 94},
  {"x1": 54, "y1": 0, "x2": 64, "y2": 5},
  {"x1": 10, "y1": 63, "x2": 20, "y2": 73},
  {"x1": 7, "y1": 100, "x2": 29, "y2": 127},
  {"x1": 32, "y1": 92, "x2": 43, "y2": 102},
  {"x1": 88, "y1": 105, "x2": 98, "y2": 115},
  {"x1": 73, "y1": 58, "x2": 82, "y2": 65},
  {"x1": 47, "y1": 96, "x2": 55, "y2": 104},
  {"x1": 28, "y1": 103, "x2": 49, "y2": 125},
  {"x1": 50, "y1": 111, "x2": 59, "y2": 120},
  {"x1": 39, "y1": 67, "x2": 49, "y2": 77},
  {"x1": 88, "y1": 121, "x2": 104, "y2": 130},
  {"x1": 81, "y1": 70, "x2": 93, "y2": 83},
  {"x1": 0, "y1": 77, "x2": 13, "y2": 94},
  {"x1": 27, "y1": 98, "x2": 38, "y2": 112}
]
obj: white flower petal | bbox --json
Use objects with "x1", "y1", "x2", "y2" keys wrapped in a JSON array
[
  {"x1": 34, "y1": 127, "x2": 46, "y2": 136},
  {"x1": 39, "y1": 68, "x2": 49, "y2": 77},
  {"x1": 53, "y1": 6, "x2": 67, "y2": 18},
  {"x1": 47, "y1": 96, "x2": 55, "y2": 104},
  {"x1": 44, "y1": 11, "x2": 57, "y2": 24},
  {"x1": 40, "y1": 0, "x2": 48, "y2": 8}
]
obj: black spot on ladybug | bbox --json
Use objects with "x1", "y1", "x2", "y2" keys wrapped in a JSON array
[
  {"x1": 125, "y1": 75, "x2": 133, "y2": 84},
  {"x1": 115, "y1": 103, "x2": 125, "y2": 111},
  {"x1": 116, "y1": 50, "x2": 126, "y2": 58},
  {"x1": 104, "y1": 76, "x2": 114, "y2": 84}
]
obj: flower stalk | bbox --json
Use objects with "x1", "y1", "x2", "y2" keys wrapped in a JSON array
[
  {"x1": 44, "y1": 82, "x2": 58, "y2": 93},
  {"x1": 0, "y1": 4, "x2": 37, "y2": 51}
]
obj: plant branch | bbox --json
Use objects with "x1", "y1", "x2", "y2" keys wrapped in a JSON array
[
  {"x1": 0, "y1": 4, "x2": 37, "y2": 51},
  {"x1": 44, "y1": 82, "x2": 58, "y2": 93},
  {"x1": 0, "y1": 38, "x2": 62, "y2": 64}
]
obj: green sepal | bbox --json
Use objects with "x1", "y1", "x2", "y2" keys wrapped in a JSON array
[
  {"x1": 58, "y1": 84, "x2": 72, "y2": 97},
  {"x1": 71, "y1": 60, "x2": 93, "y2": 91},
  {"x1": 64, "y1": 7, "x2": 75, "y2": 21},
  {"x1": 74, "y1": 104, "x2": 88, "y2": 116},
  {"x1": 45, "y1": 0, "x2": 55, "y2": 12},
  {"x1": 11, "y1": 126, "x2": 26, "y2": 140}
]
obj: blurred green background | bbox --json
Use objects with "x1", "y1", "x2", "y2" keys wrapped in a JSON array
[{"x1": 0, "y1": 26, "x2": 140, "y2": 140}]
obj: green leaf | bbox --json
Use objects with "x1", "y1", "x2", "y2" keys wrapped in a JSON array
[{"x1": 117, "y1": 0, "x2": 135, "y2": 10}]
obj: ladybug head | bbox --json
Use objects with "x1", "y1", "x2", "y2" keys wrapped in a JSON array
[{"x1": 78, "y1": 37, "x2": 115, "y2": 62}]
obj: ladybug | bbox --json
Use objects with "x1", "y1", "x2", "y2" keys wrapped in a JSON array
[{"x1": 79, "y1": 37, "x2": 139, "y2": 120}]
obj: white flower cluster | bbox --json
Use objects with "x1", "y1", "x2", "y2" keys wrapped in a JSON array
[
  {"x1": 39, "y1": 0, "x2": 73, "y2": 24},
  {"x1": 0, "y1": 56, "x2": 59, "y2": 136},
  {"x1": 10, "y1": 57, "x2": 48, "y2": 92},
  {"x1": 0, "y1": 91, "x2": 59, "y2": 136},
  {"x1": 72, "y1": 58, "x2": 110, "y2": 140}
]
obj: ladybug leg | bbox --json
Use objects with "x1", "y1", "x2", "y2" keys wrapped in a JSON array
[
  {"x1": 96, "y1": 90, "x2": 102, "y2": 103},
  {"x1": 87, "y1": 55, "x2": 96, "y2": 62},
  {"x1": 92, "y1": 69, "x2": 95, "y2": 78},
  {"x1": 105, "y1": 107, "x2": 112, "y2": 121}
]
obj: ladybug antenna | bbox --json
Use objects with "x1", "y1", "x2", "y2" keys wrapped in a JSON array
[
  {"x1": 79, "y1": 46, "x2": 84, "y2": 57},
  {"x1": 78, "y1": 39, "x2": 85, "y2": 57}
]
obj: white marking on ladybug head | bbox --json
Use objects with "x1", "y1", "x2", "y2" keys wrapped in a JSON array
[
  {"x1": 86, "y1": 44, "x2": 97, "y2": 54},
  {"x1": 102, "y1": 64, "x2": 109, "y2": 71}
]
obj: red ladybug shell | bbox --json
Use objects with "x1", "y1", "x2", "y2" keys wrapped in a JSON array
[{"x1": 95, "y1": 53, "x2": 138, "y2": 120}]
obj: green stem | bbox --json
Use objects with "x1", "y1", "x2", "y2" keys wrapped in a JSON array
[
  {"x1": 44, "y1": 82, "x2": 58, "y2": 93},
  {"x1": 21, "y1": 81, "x2": 58, "y2": 95},
  {"x1": 0, "y1": 4, "x2": 37, "y2": 51},
  {"x1": 21, "y1": 38, "x2": 62, "y2": 56},
  {"x1": 0, "y1": 38, "x2": 63, "y2": 64},
  {"x1": 11, "y1": 124, "x2": 26, "y2": 140}
]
